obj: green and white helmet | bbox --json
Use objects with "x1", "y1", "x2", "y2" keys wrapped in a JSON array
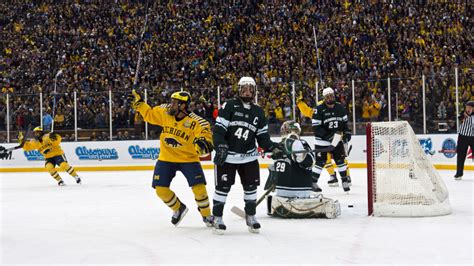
[{"x1": 280, "y1": 120, "x2": 301, "y2": 138}]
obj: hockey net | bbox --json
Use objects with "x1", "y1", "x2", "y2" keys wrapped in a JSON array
[{"x1": 366, "y1": 121, "x2": 451, "y2": 217}]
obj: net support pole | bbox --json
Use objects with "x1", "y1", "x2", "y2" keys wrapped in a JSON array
[
  {"x1": 366, "y1": 122, "x2": 373, "y2": 216},
  {"x1": 255, "y1": 85, "x2": 258, "y2": 104},
  {"x1": 6, "y1": 93, "x2": 10, "y2": 142},
  {"x1": 395, "y1": 93, "x2": 399, "y2": 120},
  {"x1": 422, "y1": 74, "x2": 426, "y2": 134},
  {"x1": 315, "y1": 81, "x2": 319, "y2": 103},
  {"x1": 145, "y1": 88, "x2": 148, "y2": 140},
  {"x1": 74, "y1": 91, "x2": 77, "y2": 141},
  {"x1": 352, "y1": 79, "x2": 356, "y2": 134},
  {"x1": 40, "y1": 91, "x2": 43, "y2": 129},
  {"x1": 292, "y1": 82, "x2": 296, "y2": 121},
  {"x1": 217, "y1": 86, "x2": 221, "y2": 108},
  {"x1": 109, "y1": 89, "x2": 113, "y2": 141},
  {"x1": 387, "y1": 77, "x2": 391, "y2": 121},
  {"x1": 455, "y1": 67, "x2": 459, "y2": 132}
]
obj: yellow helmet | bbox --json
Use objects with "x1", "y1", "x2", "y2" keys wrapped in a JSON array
[
  {"x1": 171, "y1": 91, "x2": 191, "y2": 105},
  {"x1": 33, "y1": 126, "x2": 43, "y2": 132}
]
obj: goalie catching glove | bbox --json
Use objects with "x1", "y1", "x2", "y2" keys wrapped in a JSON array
[
  {"x1": 127, "y1": 89, "x2": 144, "y2": 109},
  {"x1": 193, "y1": 137, "x2": 213, "y2": 157}
]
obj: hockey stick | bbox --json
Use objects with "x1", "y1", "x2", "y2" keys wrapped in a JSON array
[
  {"x1": 291, "y1": 146, "x2": 335, "y2": 154},
  {"x1": 51, "y1": 69, "x2": 63, "y2": 132},
  {"x1": 312, "y1": 25, "x2": 324, "y2": 88},
  {"x1": 231, "y1": 185, "x2": 275, "y2": 218},
  {"x1": 0, "y1": 124, "x2": 31, "y2": 154},
  {"x1": 133, "y1": 0, "x2": 151, "y2": 89}
]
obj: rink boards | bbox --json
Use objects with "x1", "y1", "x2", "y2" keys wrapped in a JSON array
[{"x1": 0, "y1": 135, "x2": 472, "y2": 172}]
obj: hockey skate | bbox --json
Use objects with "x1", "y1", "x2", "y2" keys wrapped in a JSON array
[
  {"x1": 75, "y1": 176, "x2": 82, "y2": 184},
  {"x1": 202, "y1": 215, "x2": 214, "y2": 228},
  {"x1": 245, "y1": 215, "x2": 261, "y2": 233},
  {"x1": 327, "y1": 174, "x2": 339, "y2": 187},
  {"x1": 346, "y1": 176, "x2": 352, "y2": 186},
  {"x1": 58, "y1": 180, "x2": 65, "y2": 186},
  {"x1": 171, "y1": 203, "x2": 188, "y2": 226},
  {"x1": 454, "y1": 174, "x2": 462, "y2": 181},
  {"x1": 212, "y1": 216, "x2": 226, "y2": 234},
  {"x1": 312, "y1": 182, "x2": 322, "y2": 192},
  {"x1": 341, "y1": 177, "x2": 350, "y2": 192}
]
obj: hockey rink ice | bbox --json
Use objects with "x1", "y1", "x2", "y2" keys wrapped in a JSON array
[{"x1": 1, "y1": 168, "x2": 472, "y2": 265}]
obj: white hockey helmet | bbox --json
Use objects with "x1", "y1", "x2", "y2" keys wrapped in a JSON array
[
  {"x1": 322, "y1": 87, "x2": 334, "y2": 97},
  {"x1": 238, "y1": 76, "x2": 256, "y2": 103},
  {"x1": 238, "y1": 76, "x2": 256, "y2": 87}
]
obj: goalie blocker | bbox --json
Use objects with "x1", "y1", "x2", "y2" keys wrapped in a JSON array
[{"x1": 265, "y1": 121, "x2": 341, "y2": 219}]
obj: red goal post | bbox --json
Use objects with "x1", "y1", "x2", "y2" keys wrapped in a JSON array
[{"x1": 366, "y1": 121, "x2": 451, "y2": 217}]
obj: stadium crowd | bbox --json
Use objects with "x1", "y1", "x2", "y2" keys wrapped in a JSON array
[{"x1": 1, "y1": 1, "x2": 472, "y2": 140}]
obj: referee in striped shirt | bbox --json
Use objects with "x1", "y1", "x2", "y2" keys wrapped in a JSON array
[{"x1": 455, "y1": 101, "x2": 474, "y2": 180}]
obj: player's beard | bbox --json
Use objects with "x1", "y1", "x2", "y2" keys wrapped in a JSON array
[
  {"x1": 240, "y1": 96, "x2": 253, "y2": 103},
  {"x1": 325, "y1": 99, "x2": 335, "y2": 105},
  {"x1": 167, "y1": 108, "x2": 178, "y2": 116}
]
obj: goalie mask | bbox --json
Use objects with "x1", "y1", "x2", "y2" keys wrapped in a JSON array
[
  {"x1": 168, "y1": 91, "x2": 191, "y2": 116},
  {"x1": 280, "y1": 121, "x2": 301, "y2": 139},
  {"x1": 238, "y1": 76, "x2": 256, "y2": 103}
]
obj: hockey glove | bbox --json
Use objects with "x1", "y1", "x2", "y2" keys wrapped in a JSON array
[
  {"x1": 213, "y1": 143, "x2": 229, "y2": 166},
  {"x1": 17, "y1": 131, "x2": 24, "y2": 144},
  {"x1": 296, "y1": 91, "x2": 304, "y2": 103},
  {"x1": 194, "y1": 137, "x2": 213, "y2": 156},
  {"x1": 127, "y1": 89, "x2": 144, "y2": 109},
  {"x1": 343, "y1": 131, "x2": 352, "y2": 143},
  {"x1": 270, "y1": 143, "x2": 285, "y2": 160}
]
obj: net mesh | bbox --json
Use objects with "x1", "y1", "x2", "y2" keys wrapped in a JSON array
[{"x1": 369, "y1": 121, "x2": 451, "y2": 217}]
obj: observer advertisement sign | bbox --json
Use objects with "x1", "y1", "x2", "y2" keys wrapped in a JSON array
[{"x1": 1, "y1": 135, "x2": 469, "y2": 169}]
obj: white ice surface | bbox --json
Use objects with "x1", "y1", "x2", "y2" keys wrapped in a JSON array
[{"x1": 1, "y1": 169, "x2": 473, "y2": 265}]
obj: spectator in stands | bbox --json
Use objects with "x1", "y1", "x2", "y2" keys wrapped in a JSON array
[
  {"x1": 43, "y1": 110, "x2": 53, "y2": 132},
  {"x1": 1, "y1": 1, "x2": 470, "y2": 137}
]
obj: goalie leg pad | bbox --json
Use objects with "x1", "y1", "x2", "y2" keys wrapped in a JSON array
[{"x1": 268, "y1": 195, "x2": 341, "y2": 219}]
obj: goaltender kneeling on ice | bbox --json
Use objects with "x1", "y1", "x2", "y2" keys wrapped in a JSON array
[{"x1": 266, "y1": 121, "x2": 341, "y2": 219}]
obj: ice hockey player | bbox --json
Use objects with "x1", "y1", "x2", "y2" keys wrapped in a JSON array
[
  {"x1": 18, "y1": 127, "x2": 82, "y2": 186},
  {"x1": 212, "y1": 76, "x2": 283, "y2": 234},
  {"x1": 129, "y1": 90, "x2": 214, "y2": 227},
  {"x1": 266, "y1": 121, "x2": 340, "y2": 218},
  {"x1": 302, "y1": 87, "x2": 352, "y2": 192},
  {"x1": 297, "y1": 92, "x2": 352, "y2": 189}
]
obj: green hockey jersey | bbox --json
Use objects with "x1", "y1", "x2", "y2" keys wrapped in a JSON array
[
  {"x1": 273, "y1": 138, "x2": 314, "y2": 198},
  {"x1": 213, "y1": 98, "x2": 274, "y2": 164},
  {"x1": 312, "y1": 102, "x2": 349, "y2": 146}
]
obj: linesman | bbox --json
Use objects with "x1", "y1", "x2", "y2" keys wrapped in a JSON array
[{"x1": 454, "y1": 101, "x2": 474, "y2": 180}]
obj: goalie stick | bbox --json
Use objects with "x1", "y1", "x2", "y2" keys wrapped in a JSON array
[{"x1": 231, "y1": 185, "x2": 275, "y2": 218}]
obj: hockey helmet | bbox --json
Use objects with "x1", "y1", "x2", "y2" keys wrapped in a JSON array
[
  {"x1": 33, "y1": 126, "x2": 43, "y2": 132},
  {"x1": 280, "y1": 121, "x2": 301, "y2": 138},
  {"x1": 238, "y1": 76, "x2": 256, "y2": 103},
  {"x1": 33, "y1": 126, "x2": 44, "y2": 140},
  {"x1": 171, "y1": 91, "x2": 192, "y2": 105},
  {"x1": 322, "y1": 87, "x2": 334, "y2": 97}
]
